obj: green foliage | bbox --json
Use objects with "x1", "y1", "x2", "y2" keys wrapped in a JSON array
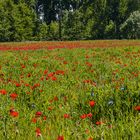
[
  {"x1": 83, "y1": 19, "x2": 94, "y2": 39},
  {"x1": 0, "y1": 0, "x2": 13, "y2": 41},
  {"x1": 0, "y1": 0, "x2": 37, "y2": 42},
  {"x1": 0, "y1": 0, "x2": 140, "y2": 41},
  {"x1": 48, "y1": 21, "x2": 59, "y2": 40},
  {"x1": 63, "y1": 10, "x2": 84, "y2": 40},
  {"x1": 104, "y1": 20, "x2": 116, "y2": 39},
  {"x1": 11, "y1": 2, "x2": 36, "y2": 41},
  {"x1": 120, "y1": 11, "x2": 140, "y2": 39},
  {"x1": 36, "y1": 23, "x2": 49, "y2": 40}
]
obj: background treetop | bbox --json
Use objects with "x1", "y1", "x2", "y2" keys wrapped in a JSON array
[{"x1": 0, "y1": 0, "x2": 139, "y2": 41}]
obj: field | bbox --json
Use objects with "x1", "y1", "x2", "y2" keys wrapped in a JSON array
[{"x1": 0, "y1": 40, "x2": 140, "y2": 140}]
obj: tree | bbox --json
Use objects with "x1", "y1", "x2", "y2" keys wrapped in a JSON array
[
  {"x1": 0, "y1": 0, "x2": 140, "y2": 41},
  {"x1": 11, "y1": 2, "x2": 36, "y2": 41},
  {"x1": 36, "y1": 23, "x2": 49, "y2": 40},
  {"x1": 0, "y1": 0, "x2": 13, "y2": 41},
  {"x1": 63, "y1": 10, "x2": 84, "y2": 40},
  {"x1": 120, "y1": 11, "x2": 140, "y2": 39},
  {"x1": 48, "y1": 21, "x2": 59, "y2": 40},
  {"x1": 105, "y1": 0, "x2": 140, "y2": 39}
]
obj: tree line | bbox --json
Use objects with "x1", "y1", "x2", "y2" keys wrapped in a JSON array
[{"x1": 0, "y1": 0, "x2": 140, "y2": 41}]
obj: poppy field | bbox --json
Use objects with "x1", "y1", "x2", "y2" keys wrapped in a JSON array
[{"x1": 0, "y1": 41, "x2": 140, "y2": 140}]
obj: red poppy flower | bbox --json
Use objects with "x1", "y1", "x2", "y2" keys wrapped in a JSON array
[
  {"x1": 87, "y1": 113, "x2": 93, "y2": 118},
  {"x1": 51, "y1": 76, "x2": 57, "y2": 81},
  {"x1": 63, "y1": 61, "x2": 68, "y2": 64},
  {"x1": 64, "y1": 114, "x2": 70, "y2": 119},
  {"x1": 44, "y1": 70, "x2": 48, "y2": 75},
  {"x1": 85, "y1": 55, "x2": 90, "y2": 58},
  {"x1": 10, "y1": 109, "x2": 19, "y2": 117},
  {"x1": 27, "y1": 73, "x2": 31, "y2": 77},
  {"x1": 57, "y1": 135, "x2": 64, "y2": 140},
  {"x1": 124, "y1": 64, "x2": 127, "y2": 67},
  {"x1": 80, "y1": 114, "x2": 87, "y2": 119},
  {"x1": 48, "y1": 72, "x2": 54, "y2": 77},
  {"x1": 83, "y1": 80, "x2": 92, "y2": 84},
  {"x1": 0, "y1": 89, "x2": 7, "y2": 95},
  {"x1": 49, "y1": 99, "x2": 53, "y2": 103},
  {"x1": 35, "y1": 128, "x2": 41, "y2": 137},
  {"x1": 46, "y1": 77, "x2": 49, "y2": 80},
  {"x1": 25, "y1": 83, "x2": 30, "y2": 87},
  {"x1": 134, "y1": 106, "x2": 140, "y2": 111},
  {"x1": 31, "y1": 118, "x2": 37, "y2": 123},
  {"x1": 33, "y1": 64, "x2": 37, "y2": 68},
  {"x1": 86, "y1": 62, "x2": 92, "y2": 67},
  {"x1": 96, "y1": 121, "x2": 104, "y2": 125},
  {"x1": 35, "y1": 111, "x2": 42, "y2": 117},
  {"x1": 40, "y1": 76, "x2": 44, "y2": 81},
  {"x1": 10, "y1": 93, "x2": 18, "y2": 100},
  {"x1": 54, "y1": 96, "x2": 58, "y2": 101},
  {"x1": 40, "y1": 90, "x2": 43, "y2": 92},
  {"x1": 22, "y1": 65, "x2": 25, "y2": 68},
  {"x1": 34, "y1": 83, "x2": 40, "y2": 87},
  {"x1": 16, "y1": 83, "x2": 21, "y2": 87},
  {"x1": 48, "y1": 106, "x2": 53, "y2": 111},
  {"x1": 43, "y1": 116, "x2": 47, "y2": 120},
  {"x1": 55, "y1": 70, "x2": 65, "y2": 75},
  {"x1": 88, "y1": 137, "x2": 93, "y2": 140},
  {"x1": 89, "y1": 100, "x2": 95, "y2": 107}
]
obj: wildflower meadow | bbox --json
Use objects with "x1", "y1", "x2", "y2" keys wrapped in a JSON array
[{"x1": 0, "y1": 41, "x2": 140, "y2": 140}]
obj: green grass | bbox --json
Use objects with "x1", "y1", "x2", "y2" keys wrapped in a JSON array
[{"x1": 0, "y1": 46, "x2": 140, "y2": 140}]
